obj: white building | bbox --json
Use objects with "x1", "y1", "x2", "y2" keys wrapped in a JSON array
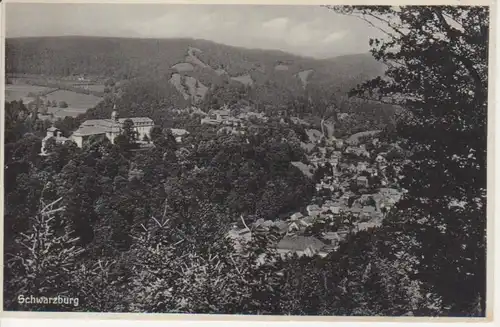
[
  {"x1": 170, "y1": 128, "x2": 189, "y2": 143},
  {"x1": 41, "y1": 126, "x2": 70, "y2": 155},
  {"x1": 70, "y1": 107, "x2": 154, "y2": 148}
]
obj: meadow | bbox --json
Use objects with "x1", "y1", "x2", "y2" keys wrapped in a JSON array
[
  {"x1": 44, "y1": 90, "x2": 103, "y2": 118},
  {"x1": 5, "y1": 82, "x2": 103, "y2": 118},
  {"x1": 5, "y1": 84, "x2": 53, "y2": 102}
]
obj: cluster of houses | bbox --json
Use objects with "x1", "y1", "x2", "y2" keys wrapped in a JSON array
[
  {"x1": 227, "y1": 129, "x2": 405, "y2": 260},
  {"x1": 41, "y1": 102, "x2": 405, "y2": 261},
  {"x1": 41, "y1": 103, "x2": 271, "y2": 155},
  {"x1": 227, "y1": 178, "x2": 403, "y2": 260},
  {"x1": 200, "y1": 107, "x2": 269, "y2": 136}
]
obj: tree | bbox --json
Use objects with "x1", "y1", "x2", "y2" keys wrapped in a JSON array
[
  {"x1": 59, "y1": 101, "x2": 69, "y2": 108},
  {"x1": 122, "y1": 118, "x2": 138, "y2": 144},
  {"x1": 150, "y1": 126, "x2": 163, "y2": 143},
  {"x1": 327, "y1": 5, "x2": 488, "y2": 315},
  {"x1": 105, "y1": 78, "x2": 116, "y2": 87},
  {"x1": 4, "y1": 196, "x2": 85, "y2": 310},
  {"x1": 39, "y1": 99, "x2": 48, "y2": 115}
]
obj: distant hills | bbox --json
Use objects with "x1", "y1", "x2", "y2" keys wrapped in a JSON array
[
  {"x1": 6, "y1": 36, "x2": 396, "y2": 135},
  {"x1": 6, "y1": 36, "x2": 385, "y2": 102}
]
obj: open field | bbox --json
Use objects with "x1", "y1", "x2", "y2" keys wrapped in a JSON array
[
  {"x1": 5, "y1": 84, "x2": 53, "y2": 102},
  {"x1": 46, "y1": 107, "x2": 90, "y2": 118},
  {"x1": 5, "y1": 82, "x2": 103, "y2": 118},
  {"x1": 44, "y1": 89, "x2": 103, "y2": 118},
  {"x1": 7, "y1": 76, "x2": 106, "y2": 97},
  {"x1": 75, "y1": 84, "x2": 106, "y2": 93},
  {"x1": 44, "y1": 89, "x2": 102, "y2": 108}
]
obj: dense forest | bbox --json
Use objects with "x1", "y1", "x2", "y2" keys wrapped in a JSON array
[
  {"x1": 6, "y1": 36, "x2": 388, "y2": 112},
  {"x1": 3, "y1": 6, "x2": 488, "y2": 316}
]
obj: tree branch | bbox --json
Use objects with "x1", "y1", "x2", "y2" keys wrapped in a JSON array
[
  {"x1": 240, "y1": 215, "x2": 250, "y2": 231},
  {"x1": 433, "y1": 9, "x2": 485, "y2": 103}
]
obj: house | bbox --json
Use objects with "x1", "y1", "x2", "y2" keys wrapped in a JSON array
[
  {"x1": 376, "y1": 154, "x2": 387, "y2": 164},
  {"x1": 360, "y1": 206, "x2": 377, "y2": 218},
  {"x1": 287, "y1": 221, "x2": 300, "y2": 233},
  {"x1": 299, "y1": 216, "x2": 316, "y2": 228},
  {"x1": 306, "y1": 204, "x2": 322, "y2": 217},
  {"x1": 227, "y1": 227, "x2": 252, "y2": 252},
  {"x1": 357, "y1": 162, "x2": 368, "y2": 172},
  {"x1": 378, "y1": 188, "x2": 403, "y2": 209},
  {"x1": 237, "y1": 111, "x2": 267, "y2": 122},
  {"x1": 291, "y1": 161, "x2": 314, "y2": 179},
  {"x1": 128, "y1": 168, "x2": 145, "y2": 181},
  {"x1": 41, "y1": 126, "x2": 70, "y2": 155},
  {"x1": 70, "y1": 106, "x2": 153, "y2": 148},
  {"x1": 339, "y1": 193, "x2": 351, "y2": 206},
  {"x1": 350, "y1": 207, "x2": 362, "y2": 215},
  {"x1": 201, "y1": 109, "x2": 235, "y2": 125},
  {"x1": 324, "y1": 203, "x2": 342, "y2": 215},
  {"x1": 357, "y1": 221, "x2": 381, "y2": 232},
  {"x1": 170, "y1": 128, "x2": 189, "y2": 143},
  {"x1": 289, "y1": 212, "x2": 304, "y2": 221},
  {"x1": 345, "y1": 146, "x2": 370, "y2": 158},
  {"x1": 275, "y1": 236, "x2": 329, "y2": 258},
  {"x1": 322, "y1": 232, "x2": 343, "y2": 247},
  {"x1": 253, "y1": 219, "x2": 275, "y2": 229},
  {"x1": 357, "y1": 176, "x2": 369, "y2": 187},
  {"x1": 290, "y1": 117, "x2": 310, "y2": 126},
  {"x1": 210, "y1": 109, "x2": 230, "y2": 121},
  {"x1": 274, "y1": 221, "x2": 290, "y2": 234},
  {"x1": 329, "y1": 158, "x2": 339, "y2": 168}
]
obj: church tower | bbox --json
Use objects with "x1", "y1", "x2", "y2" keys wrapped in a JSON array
[
  {"x1": 111, "y1": 103, "x2": 119, "y2": 122},
  {"x1": 110, "y1": 103, "x2": 120, "y2": 144}
]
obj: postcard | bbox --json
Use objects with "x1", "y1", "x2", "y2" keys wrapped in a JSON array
[{"x1": 0, "y1": 0, "x2": 495, "y2": 322}]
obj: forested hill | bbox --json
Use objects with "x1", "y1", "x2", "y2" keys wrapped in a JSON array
[{"x1": 6, "y1": 36, "x2": 385, "y2": 102}]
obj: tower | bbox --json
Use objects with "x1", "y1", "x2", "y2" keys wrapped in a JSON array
[
  {"x1": 111, "y1": 104, "x2": 119, "y2": 122},
  {"x1": 110, "y1": 103, "x2": 120, "y2": 144}
]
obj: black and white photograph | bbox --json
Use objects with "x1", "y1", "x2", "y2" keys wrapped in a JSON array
[{"x1": 2, "y1": 2, "x2": 491, "y2": 318}]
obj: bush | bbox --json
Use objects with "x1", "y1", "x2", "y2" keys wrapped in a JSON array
[{"x1": 59, "y1": 101, "x2": 69, "y2": 108}]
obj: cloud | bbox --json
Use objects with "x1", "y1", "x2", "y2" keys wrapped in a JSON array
[
  {"x1": 322, "y1": 31, "x2": 348, "y2": 44},
  {"x1": 6, "y1": 3, "x2": 381, "y2": 58},
  {"x1": 262, "y1": 17, "x2": 289, "y2": 33}
]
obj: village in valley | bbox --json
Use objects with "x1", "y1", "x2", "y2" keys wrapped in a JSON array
[
  {"x1": 221, "y1": 111, "x2": 407, "y2": 259},
  {"x1": 40, "y1": 101, "x2": 407, "y2": 260}
]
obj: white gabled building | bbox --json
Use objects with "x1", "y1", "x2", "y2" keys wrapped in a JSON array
[
  {"x1": 40, "y1": 126, "x2": 70, "y2": 155},
  {"x1": 70, "y1": 105, "x2": 154, "y2": 148}
]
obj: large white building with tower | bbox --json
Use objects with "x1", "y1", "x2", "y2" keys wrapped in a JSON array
[{"x1": 70, "y1": 105, "x2": 154, "y2": 148}]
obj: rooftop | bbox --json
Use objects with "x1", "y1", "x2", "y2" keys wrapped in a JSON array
[
  {"x1": 119, "y1": 117, "x2": 154, "y2": 124},
  {"x1": 43, "y1": 134, "x2": 69, "y2": 142},
  {"x1": 74, "y1": 117, "x2": 153, "y2": 136},
  {"x1": 276, "y1": 235, "x2": 326, "y2": 252},
  {"x1": 170, "y1": 128, "x2": 189, "y2": 136},
  {"x1": 210, "y1": 109, "x2": 230, "y2": 115},
  {"x1": 72, "y1": 125, "x2": 111, "y2": 136}
]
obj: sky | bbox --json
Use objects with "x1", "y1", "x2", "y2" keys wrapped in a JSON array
[{"x1": 5, "y1": 3, "x2": 383, "y2": 58}]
